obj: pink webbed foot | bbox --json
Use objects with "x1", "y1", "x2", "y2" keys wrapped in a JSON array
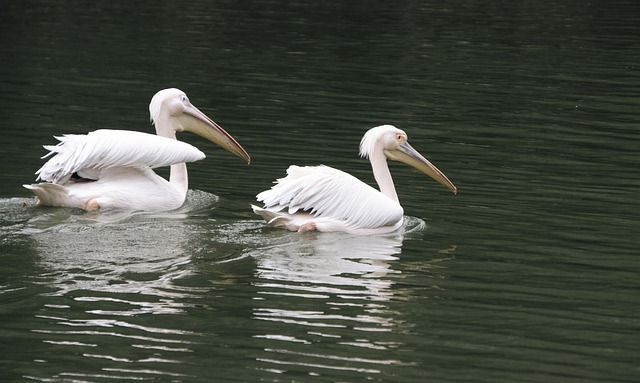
[
  {"x1": 297, "y1": 221, "x2": 317, "y2": 233},
  {"x1": 85, "y1": 199, "x2": 101, "y2": 212}
]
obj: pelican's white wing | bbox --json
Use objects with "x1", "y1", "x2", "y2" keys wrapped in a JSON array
[
  {"x1": 36, "y1": 129, "x2": 205, "y2": 184},
  {"x1": 255, "y1": 165, "x2": 404, "y2": 232}
]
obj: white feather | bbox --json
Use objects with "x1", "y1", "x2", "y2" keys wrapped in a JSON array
[
  {"x1": 36, "y1": 129, "x2": 205, "y2": 184},
  {"x1": 254, "y1": 165, "x2": 404, "y2": 234}
]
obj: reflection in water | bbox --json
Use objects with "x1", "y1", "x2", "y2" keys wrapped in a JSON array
[
  {"x1": 25, "y1": 191, "x2": 218, "y2": 306},
  {"x1": 1, "y1": 191, "x2": 452, "y2": 381},
  {"x1": 1, "y1": 192, "x2": 217, "y2": 381},
  {"x1": 247, "y1": 218, "x2": 426, "y2": 377},
  {"x1": 254, "y1": 233, "x2": 401, "y2": 298}
]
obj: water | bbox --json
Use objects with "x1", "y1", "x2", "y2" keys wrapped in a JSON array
[{"x1": 1, "y1": 1, "x2": 639, "y2": 382}]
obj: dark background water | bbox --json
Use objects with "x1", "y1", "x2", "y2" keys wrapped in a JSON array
[{"x1": 1, "y1": 1, "x2": 639, "y2": 382}]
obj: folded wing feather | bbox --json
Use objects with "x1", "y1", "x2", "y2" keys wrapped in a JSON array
[{"x1": 36, "y1": 129, "x2": 205, "y2": 184}]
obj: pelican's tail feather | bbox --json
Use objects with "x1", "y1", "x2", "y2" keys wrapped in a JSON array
[
  {"x1": 251, "y1": 204, "x2": 304, "y2": 231},
  {"x1": 23, "y1": 183, "x2": 85, "y2": 209}
]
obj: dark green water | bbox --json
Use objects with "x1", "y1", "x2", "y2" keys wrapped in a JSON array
[{"x1": 1, "y1": 1, "x2": 639, "y2": 382}]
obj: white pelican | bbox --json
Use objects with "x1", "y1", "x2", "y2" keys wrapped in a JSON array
[
  {"x1": 24, "y1": 88, "x2": 250, "y2": 211},
  {"x1": 252, "y1": 125, "x2": 457, "y2": 234}
]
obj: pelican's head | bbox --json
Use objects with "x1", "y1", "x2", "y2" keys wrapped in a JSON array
[
  {"x1": 149, "y1": 88, "x2": 250, "y2": 164},
  {"x1": 360, "y1": 125, "x2": 457, "y2": 194}
]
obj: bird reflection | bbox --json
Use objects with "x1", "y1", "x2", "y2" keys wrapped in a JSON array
[
  {"x1": 247, "y1": 218, "x2": 425, "y2": 369},
  {"x1": 252, "y1": 231, "x2": 403, "y2": 302},
  {"x1": 31, "y1": 218, "x2": 196, "y2": 314},
  {"x1": 250, "y1": 216, "x2": 425, "y2": 293},
  {"x1": 22, "y1": 190, "x2": 219, "y2": 313},
  {"x1": 246, "y1": 218, "x2": 428, "y2": 376},
  {"x1": 7, "y1": 192, "x2": 231, "y2": 382}
]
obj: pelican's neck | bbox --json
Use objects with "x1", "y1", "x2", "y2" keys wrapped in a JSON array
[
  {"x1": 155, "y1": 115, "x2": 189, "y2": 196},
  {"x1": 170, "y1": 163, "x2": 188, "y2": 195},
  {"x1": 154, "y1": 112, "x2": 175, "y2": 138},
  {"x1": 370, "y1": 149, "x2": 399, "y2": 204}
]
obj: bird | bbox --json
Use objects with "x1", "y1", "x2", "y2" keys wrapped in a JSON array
[
  {"x1": 24, "y1": 88, "x2": 250, "y2": 212},
  {"x1": 252, "y1": 124, "x2": 457, "y2": 234}
]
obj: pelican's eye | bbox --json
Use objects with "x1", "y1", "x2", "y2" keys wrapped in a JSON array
[
  {"x1": 396, "y1": 133, "x2": 407, "y2": 143},
  {"x1": 181, "y1": 95, "x2": 189, "y2": 105}
]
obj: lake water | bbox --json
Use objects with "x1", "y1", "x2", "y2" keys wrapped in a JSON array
[{"x1": 1, "y1": 1, "x2": 639, "y2": 382}]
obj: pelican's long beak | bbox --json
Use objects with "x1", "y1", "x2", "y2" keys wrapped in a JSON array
[
  {"x1": 385, "y1": 142, "x2": 457, "y2": 194},
  {"x1": 175, "y1": 104, "x2": 251, "y2": 164}
]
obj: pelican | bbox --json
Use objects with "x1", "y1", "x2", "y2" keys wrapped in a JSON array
[
  {"x1": 252, "y1": 125, "x2": 457, "y2": 234},
  {"x1": 24, "y1": 88, "x2": 250, "y2": 211}
]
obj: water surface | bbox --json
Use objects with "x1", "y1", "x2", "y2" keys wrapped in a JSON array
[{"x1": 1, "y1": 1, "x2": 639, "y2": 382}]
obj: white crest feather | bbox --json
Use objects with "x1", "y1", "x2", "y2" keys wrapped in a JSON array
[
  {"x1": 149, "y1": 88, "x2": 184, "y2": 124},
  {"x1": 359, "y1": 124, "x2": 401, "y2": 159}
]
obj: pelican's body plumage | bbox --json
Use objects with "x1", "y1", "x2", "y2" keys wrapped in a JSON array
[
  {"x1": 25, "y1": 88, "x2": 250, "y2": 211},
  {"x1": 252, "y1": 125, "x2": 457, "y2": 234},
  {"x1": 253, "y1": 165, "x2": 405, "y2": 234}
]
